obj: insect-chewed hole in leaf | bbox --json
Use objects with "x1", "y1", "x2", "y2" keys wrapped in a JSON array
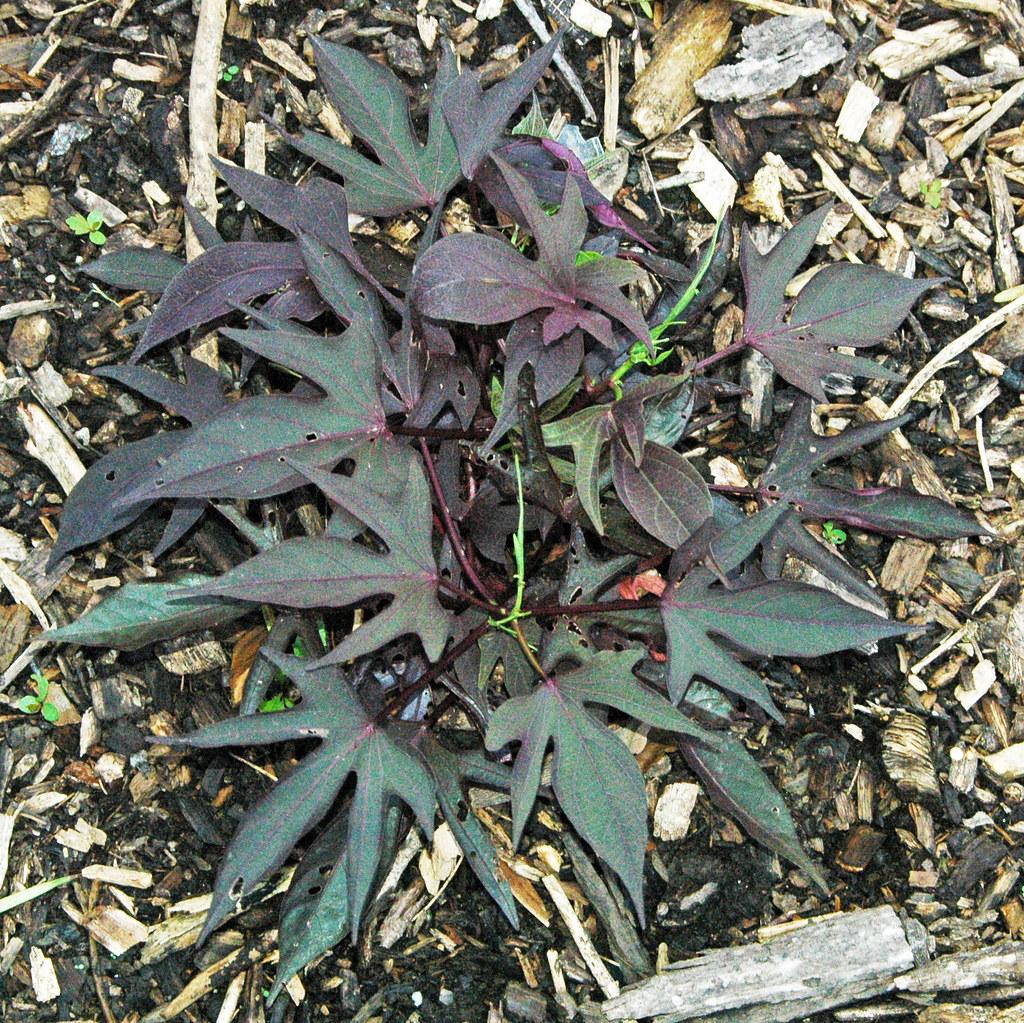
[
  {"x1": 105, "y1": 470, "x2": 116, "y2": 481},
  {"x1": 305, "y1": 432, "x2": 319, "y2": 442},
  {"x1": 766, "y1": 483, "x2": 780, "y2": 493},
  {"x1": 229, "y1": 876, "x2": 245, "y2": 899},
  {"x1": 568, "y1": 586, "x2": 583, "y2": 604},
  {"x1": 318, "y1": 864, "x2": 333, "y2": 876},
  {"x1": 155, "y1": 478, "x2": 165, "y2": 488},
  {"x1": 235, "y1": 465, "x2": 244, "y2": 474},
  {"x1": 307, "y1": 885, "x2": 323, "y2": 896},
  {"x1": 457, "y1": 379, "x2": 467, "y2": 397},
  {"x1": 456, "y1": 799, "x2": 470, "y2": 822},
  {"x1": 338, "y1": 458, "x2": 356, "y2": 476}
]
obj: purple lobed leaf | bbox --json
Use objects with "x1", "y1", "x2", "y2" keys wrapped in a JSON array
[
  {"x1": 740, "y1": 204, "x2": 935, "y2": 399},
  {"x1": 161, "y1": 651, "x2": 436, "y2": 946},
  {"x1": 485, "y1": 650, "x2": 713, "y2": 919}
]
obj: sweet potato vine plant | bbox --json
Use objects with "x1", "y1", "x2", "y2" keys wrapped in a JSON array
[{"x1": 44, "y1": 33, "x2": 985, "y2": 999}]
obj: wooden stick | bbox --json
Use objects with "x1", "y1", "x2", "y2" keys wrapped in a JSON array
[
  {"x1": 0, "y1": 55, "x2": 93, "y2": 158},
  {"x1": 185, "y1": 0, "x2": 226, "y2": 259},
  {"x1": 888, "y1": 291, "x2": 1024, "y2": 415}
]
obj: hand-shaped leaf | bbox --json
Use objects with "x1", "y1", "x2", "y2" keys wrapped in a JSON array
[
  {"x1": 128, "y1": 242, "x2": 308, "y2": 361},
  {"x1": 441, "y1": 33, "x2": 563, "y2": 178},
  {"x1": 740, "y1": 204, "x2": 934, "y2": 399},
  {"x1": 189, "y1": 447, "x2": 451, "y2": 664},
  {"x1": 413, "y1": 158, "x2": 649, "y2": 349},
  {"x1": 278, "y1": 39, "x2": 459, "y2": 216},
  {"x1": 484, "y1": 650, "x2": 714, "y2": 917},
  {"x1": 759, "y1": 397, "x2": 987, "y2": 540},
  {"x1": 660, "y1": 567, "x2": 910, "y2": 720},
  {"x1": 680, "y1": 734, "x2": 827, "y2": 892},
  {"x1": 163, "y1": 651, "x2": 436, "y2": 945},
  {"x1": 51, "y1": 358, "x2": 227, "y2": 566},
  {"x1": 114, "y1": 315, "x2": 386, "y2": 503}
]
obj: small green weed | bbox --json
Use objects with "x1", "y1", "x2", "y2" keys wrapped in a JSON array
[
  {"x1": 66, "y1": 210, "x2": 106, "y2": 245},
  {"x1": 17, "y1": 671, "x2": 59, "y2": 723}
]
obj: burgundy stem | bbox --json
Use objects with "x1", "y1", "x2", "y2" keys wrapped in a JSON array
[
  {"x1": 692, "y1": 339, "x2": 748, "y2": 374},
  {"x1": 529, "y1": 596, "x2": 660, "y2": 617},
  {"x1": 418, "y1": 438, "x2": 497, "y2": 604}
]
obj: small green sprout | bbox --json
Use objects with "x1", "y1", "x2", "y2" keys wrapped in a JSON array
[
  {"x1": 634, "y1": 0, "x2": 654, "y2": 18},
  {"x1": 822, "y1": 521, "x2": 847, "y2": 546},
  {"x1": 574, "y1": 249, "x2": 603, "y2": 267},
  {"x1": 17, "y1": 671, "x2": 60, "y2": 723},
  {"x1": 259, "y1": 693, "x2": 296, "y2": 713},
  {"x1": 222, "y1": 64, "x2": 240, "y2": 83},
  {"x1": 65, "y1": 210, "x2": 106, "y2": 245},
  {"x1": 920, "y1": 180, "x2": 943, "y2": 209}
]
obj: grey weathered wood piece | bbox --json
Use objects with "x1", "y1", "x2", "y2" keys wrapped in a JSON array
[{"x1": 602, "y1": 906, "x2": 916, "y2": 1021}]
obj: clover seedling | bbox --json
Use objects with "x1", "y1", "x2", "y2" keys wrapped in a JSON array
[
  {"x1": 222, "y1": 64, "x2": 240, "y2": 83},
  {"x1": 17, "y1": 671, "x2": 59, "y2": 723},
  {"x1": 920, "y1": 179, "x2": 943, "y2": 209},
  {"x1": 822, "y1": 521, "x2": 847, "y2": 546},
  {"x1": 66, "y1": 210, "x2": 106, "y2": 245}
]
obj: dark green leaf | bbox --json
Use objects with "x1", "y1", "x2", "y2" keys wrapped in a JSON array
[
  {"x1": 189, "y1": 447, "x2": 451, "y2": 663},
  {"x1": 484, "y1": 650, "x2": 713, "y2": 918},
  {"x1": 165, "y1": 652, "x2": 436, "y2": 945},
  {"x1": 681, "y1": 734, "x2": 827, "y2": 892},
  {"x1": 42, "y1": 575, "x2": 250, "y2": 650}
]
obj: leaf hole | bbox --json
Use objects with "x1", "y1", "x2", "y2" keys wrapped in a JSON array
[
  {"x1": 766, "y1": 483, "x2": 779, "y2": 493},
  {"x1": 456, "y1": 799, "x2": 470, "y2": 822},
  {"x1": 457, "y1": 380, "x2": 467, "y2": 398},
  {"x1": 155, "y1": 478, "x2": 165, "y2": 488},
  {"x1": 235, "y1": 465, "x2": 244, "y2": 474},
  {"x1": 307, "y1": 885, "x2": 323, "y2": 896},
  {"x1": 568, "y1": 586, "x2": 583, "y2": 604},
  {"x1": 356, "y1": 290, "x2": 366, "y2": 299},
  {"x1": 229, "y1": 876, "x2": 245, "y2": 899},
  {"x1": 305, "y1": 432, "x2": 319, "y2": 442},
  {"x1": 318, "y1": 864, "x2": 333, "y2": 876},
  {"x1": 105, "y1": 470, "x2": 117, "y2": 481}
]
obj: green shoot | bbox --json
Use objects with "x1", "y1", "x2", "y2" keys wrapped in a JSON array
[
  {"x1": 222, "y1": 64, "x2": 240, "y2": 83},
  {"x1": 609, "y1": 211, "x2": 725, "y2": 399},
  {"x1": 65, "y1": 210, "x2": 106, "y2": 246},
  {"x1": 0, "y1": 874, "x2": 75, "y2": 916},
  {"x1": 488, "y1": 453, "x2": 530, "y2": 634}
]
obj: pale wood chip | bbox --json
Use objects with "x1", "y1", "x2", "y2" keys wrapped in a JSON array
[
  {"x1": 259, "y1": 37, "x2": 315, "y2": 81},
  {"x1": 29, "y1": 946, "x2": 60, "y2": 1002},
  {"x1": 82, "y1": 863, "x2": 153, "y2": 889}
]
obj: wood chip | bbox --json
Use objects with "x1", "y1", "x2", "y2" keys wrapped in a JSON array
[
  {"x1": 542, "y1": 873, "x2": 620, "y2": 998},
  {"x1": 16, "y1": 402, "x2": 86, "y2": 495},
  {"x1": 626, "y1": 0, "x2": 732, "y2": 139},
  {"x1": 836, "y1": 81, "x2": 880, "y2": 144},
  {"x1": 29, "y1": 946, "x2": 60, "y2": 1002},
  {"x1": 680, "y1": 132, "x2": 737, "y2": 218},
  {"x1": 695, "y1": 14, "x2": 846, "y2": 103},
  {"x1": 882, "y1": 712, "x2": 941, "y2": 800},
  {"x1": 653, "y1": 782, "x2": 700, "y2": 841},
  {"x1": 258, "y1": 37, "x2": 315, "y2": 82},
  {"x1": 81, "y1": 863, "x2": 153, "y2": 889},
  {"x1": 870, "y1": 20, "x2": 977, "y2": 81}
]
